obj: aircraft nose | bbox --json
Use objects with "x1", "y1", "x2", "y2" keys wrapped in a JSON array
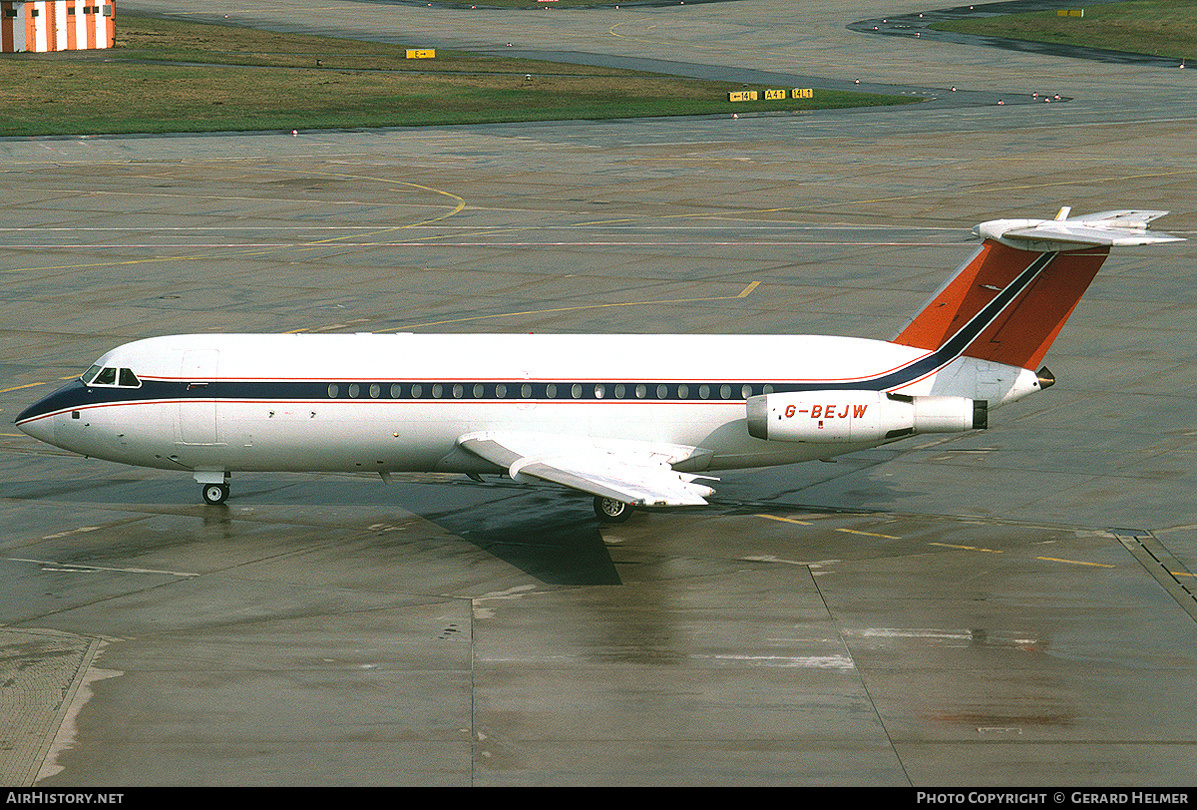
[
  {"x1": 15, "y1": 396, "x2": 58, "y2": 444},
  {"x1": 14, "y1": 380, "x2": 86, "y2": 447},
  {"x1": 15, "y1": 410, "x2": 56, "y2": 444}
]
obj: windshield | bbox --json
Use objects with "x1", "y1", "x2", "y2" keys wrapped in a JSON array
[{"x1": 83, "y1": 365, "x2": 141, "y2": 388}]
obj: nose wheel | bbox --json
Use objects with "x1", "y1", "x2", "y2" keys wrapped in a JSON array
[{"x1": 202, "y1": 483, "x2": 230, "y2": 505}]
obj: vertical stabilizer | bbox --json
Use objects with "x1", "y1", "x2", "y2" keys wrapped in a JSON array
[{"x1": 893, "y1": 210, "x2": 1181, "y2": 371}]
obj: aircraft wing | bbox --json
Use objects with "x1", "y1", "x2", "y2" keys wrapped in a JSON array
[{"x1": 457, "y1": 431, "x2": 717, "y2": 507}]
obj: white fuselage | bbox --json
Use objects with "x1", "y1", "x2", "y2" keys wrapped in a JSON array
[
  {"x1": 17, "y1": 332, "x2": 1038, "y2": 480},
  {"x1": 17, "y1": 210, "x2": 1181, "y2": 513}
]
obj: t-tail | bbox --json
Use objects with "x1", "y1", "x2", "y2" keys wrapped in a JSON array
[{"x1": 890, "y1": 208, "x2": 1183, "y2": 404}]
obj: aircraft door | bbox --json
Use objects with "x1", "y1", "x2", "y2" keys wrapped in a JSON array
[{"x1": 178, "y1": 349, "x2": 220, "y2": 445}]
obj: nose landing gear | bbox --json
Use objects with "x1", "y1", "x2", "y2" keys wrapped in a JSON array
[
  {"x1": 202, "y1": 482, "x2": 230, "y2": 505},
  {"x1": 195, "y1": 471, "x2": 231, "y2": 505}
]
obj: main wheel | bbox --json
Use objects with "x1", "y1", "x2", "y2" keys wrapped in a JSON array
[
  {"x1": 202, "y1": 483, "x2": 229, "y2": 505},
  {"x1": 594, "y1": 496, "x2": 634, "y2": 523}
]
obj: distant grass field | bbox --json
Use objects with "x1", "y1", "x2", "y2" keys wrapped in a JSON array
[
  {"x1": 930, "y1": 0, "x2": 1197, "y2": 60},
  {"x1": 400, "y1": 0, "x2": 661, "y2": 7},
  {"x1": 0, "y1": 12, "x2": 914, "y2": 137}
]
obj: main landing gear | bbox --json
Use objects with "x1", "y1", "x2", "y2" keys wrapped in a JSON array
[{"x1": 593, "y1": 496, "x2": 634, "y2": 523}]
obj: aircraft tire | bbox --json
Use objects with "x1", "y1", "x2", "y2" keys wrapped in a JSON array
[
  {"x1": 202, "y1": 483, "x2": 230, "y2": 505},
  {"x1": 593, "y1": 496, "x2": 633, "y2": 523}
]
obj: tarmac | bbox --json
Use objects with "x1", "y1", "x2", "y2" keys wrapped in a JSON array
[{"x1": 1, "y1": 0, "x2": 1195, "y2": 787}]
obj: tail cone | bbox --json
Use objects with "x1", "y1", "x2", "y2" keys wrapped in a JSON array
[{"x1": 1037, "y1": 366, "x2": 1056, "y2": 390}]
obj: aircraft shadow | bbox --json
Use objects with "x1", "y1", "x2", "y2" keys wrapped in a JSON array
[{"x1": 397, "y1": 483, "x2": 623, "y2": 587}]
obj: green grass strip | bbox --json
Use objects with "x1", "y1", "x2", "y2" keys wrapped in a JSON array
[
  {"x1": 930, "y1": 0, "x2": 1197, "y2": 61},
  {"x1": 0, "y1": 12, "x2": 914, "y2": 137}
]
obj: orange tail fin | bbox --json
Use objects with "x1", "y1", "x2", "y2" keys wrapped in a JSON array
[
  {"x1": 893, "y1": 209, "x2": 1180, "y2": 371},
  {"x1": 893, "y1": 242, "x2": 1108, "y2": 371}
]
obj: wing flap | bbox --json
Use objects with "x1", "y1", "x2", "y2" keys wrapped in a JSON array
[{"x1": 458, "y1": 432, "x2": 716, "y2": 507}]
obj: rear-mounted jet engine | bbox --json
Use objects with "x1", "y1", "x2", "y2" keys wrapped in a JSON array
[{"x1": 746, "y1": 391, "x2": 987, "y2": 443}]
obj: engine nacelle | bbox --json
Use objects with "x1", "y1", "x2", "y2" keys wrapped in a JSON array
[{"x1": 746, "y1": 390, "x2": 986, "y2": 443}]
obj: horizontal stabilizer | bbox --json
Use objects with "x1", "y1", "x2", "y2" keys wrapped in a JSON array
[{"x1": 974, "y1": 209, "x2": 1183, "y2": 251}]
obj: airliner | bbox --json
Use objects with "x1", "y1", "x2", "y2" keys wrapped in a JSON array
[{"x1": 15, "y1": 209, "x2": 1182, "y2": 522}]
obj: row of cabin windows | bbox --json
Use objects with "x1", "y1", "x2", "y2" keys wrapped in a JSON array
[
  {"x1": 326, "y1": 382, "x2": 777, "y2": 400},
  {"x1": 75, "y1": 368, "x2": 776, "y2": 398}
]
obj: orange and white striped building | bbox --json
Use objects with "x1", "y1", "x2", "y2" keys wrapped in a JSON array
[{"x1": 1, "y1": 0, "x2": 114, "y2": 53}]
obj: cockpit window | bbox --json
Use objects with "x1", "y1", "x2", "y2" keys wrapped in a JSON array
[
  {"x1": 86, "y1": 366, "x2": 141, "y2": 388},
  {"x1": 82, "y1": 364, "x2": 102, "y2": 384}
]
